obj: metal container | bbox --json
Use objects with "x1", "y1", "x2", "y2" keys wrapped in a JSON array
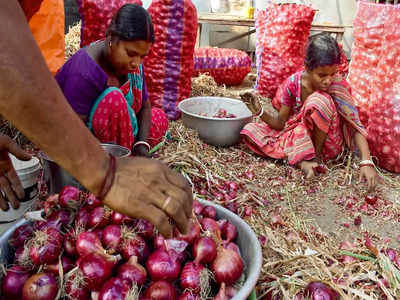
[
  {"x1": 178, "y1": 97, "x2": 253, "y2": 147},
  {"x1": 40, "y1": 143, "x2": 131, "y2": 194},
  {"x1": 0, "y1": 200, "x2": 262, "y2": 300}
]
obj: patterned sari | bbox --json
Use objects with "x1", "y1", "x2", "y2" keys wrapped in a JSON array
[
  {"x1": 87, "y1": 65, "x2": 168, "y2": 150},
  {"x1": 240, "y1": 71, "x2": 367, "y2": 165}
]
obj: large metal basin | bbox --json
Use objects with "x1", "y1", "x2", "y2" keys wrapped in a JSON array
[
  {"x1": 0, "y1": 199, "x2": 262, "y2": 300},
  {"x1": 178, "y1": 97, "x2": 253, "y2": 147}
]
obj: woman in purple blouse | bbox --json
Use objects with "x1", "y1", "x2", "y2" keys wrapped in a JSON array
[{"x1": 56, "y1": 4, "x2": 168, "y2": 157}]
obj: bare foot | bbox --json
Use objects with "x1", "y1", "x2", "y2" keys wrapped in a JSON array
[{"x1": 299, "y1": 160, "x2": 319, "y2": 179}]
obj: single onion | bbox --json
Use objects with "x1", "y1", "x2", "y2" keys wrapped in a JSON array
[
  {"x1": 303, "y1": 281, "x2": 339, "y2": 300},
  {"x1": 98, "y1": 277, "x2": 131, "y2": 300},
  {"x1": 44, "y1": 255, "x2": 74, "y2": 276},
  {"x1": 180, "y1": 262, "x2": 208, "y2": 294},
  {"x1": 135, "y1": 219, "x2": 155, "y2": 240},
  {"x1": 146, "y1": 248, "x2": 182, "y2": 281},
  {"x1": 59, "y1": 185, "x2": 81, "y2": 209},
  {"x1": 64, "y1": 228, "x2": 79, "y2": 257},
  {"x1": 22, "y1": 273, "x2": 58, "y2": 300},
  {"x1": 193, "y1": 200, "x2": 204, "y2": 215},
  {"x1": 144, "y1": 281, "x2": 177, "y2": 300},
  {"x1": 165, "y1": 239, "x2": 188, "y2": 264},
  {"x1": 217, "y1": 219, "x2": 237, "y2": 243},
  {"x1": 65, "y1": 270, "x2": 90, "y2": 300},
  {"x1": 365, "y1": 194, "x2": 378, "y2": 205},
  {"x1": 76, "y1": 231, "x2": 105, "y2": 257},
  {"x1": 178, "y1": 291, "x2": 200, "y2": 300},
  {"x1": 174, "y1": 218, "x2": 201, "y2": 245},
  {"x1": 223, "y1": 242, "x2": 241, "y2": 256},
  {"x1": 193, "y1": 236, "x2": 217, "y2": 265},
  {"x1": 1, "y1": 265, "x2": 31, "y2": 299},
  {"x1": 75, "y1": 208, "x2": 90, "y2": 228},
  {"x1": 9, "y1": 224, "x2": 33, "y2": 248},
  {"x1": 29, "y1": 227, "x2": 63, "y2": 265},
  {"x1": 78, "y1": 252, "x2": 120, "y2": 290},
  {"x1": 88, "y1": 206, "x2": 111, "y2": 229},
  {"x1": 120, "y1": 232, "x2": 150, "y2": 263},
  {"x1": 211, "y1": 247, "x2": 244, "y2": 285},
  {"x1": 117, "y1": 256, "x2": 147, "y2": 286},
  {"x1": 201, "y1": 206, "x2": 217, "y2": 219},
  {"x1": 35, "y1": 209, "x2": 71, "y2": 231},
  {"x1": 111, "y1": 211, "x2": 132, "y2": 225},
  {"x1": 102, "y1": 225, "x2": 122, "y2": 253},
  {"x1": 200, "y1": 218, "x2": 221, "y2": 239}
]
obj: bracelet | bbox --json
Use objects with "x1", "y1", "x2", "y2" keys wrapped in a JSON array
[
  {"x1": 133, "y1": 141, "x2": 151, "y2": 151},
  {"x1": 98, "y1": 153, "x2": 116, "y2": 201},
  {"x1": 256, "y1": 107, "x2": 264, "y2": 118},
  {"x1": 359, "y1": 159, "x2": 374, "y2": 168}
]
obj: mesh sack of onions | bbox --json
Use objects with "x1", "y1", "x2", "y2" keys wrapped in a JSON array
[
  {"x1": 77, "y1": 0, "x2": 143, "y2": 47},
  {"x1": 255, "y1": 3, "x2": 315, "y2": 98},
  {"x1": 144, "y1": 0, "x2": 198, "y2": 120},
  {"x1": 347, "y1": 1, "x2": 389, "y2": 127},
  {"x1": 367, "y1": 5, "x2": 400, "y2": 173},
  {"x1": 1, "y1": 186, "x2": 246, "y2": 300},
  {"x1": 193, "y1": 48, "x2": 252, "y2": 86}
]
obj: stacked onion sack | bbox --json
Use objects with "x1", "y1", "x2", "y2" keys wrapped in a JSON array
[
  {"x1": 193, "y1": 48, "x2": 252, "y2": 86},
  {"x1": 1, "y1": 186, "x2": 245, "y2": 300}
]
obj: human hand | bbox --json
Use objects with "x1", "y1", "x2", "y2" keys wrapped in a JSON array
[
  {"x1": 103, "y1": 157, "x2": 193, "y2": 237},
  {"x1": 359, "y1": 165, "x2": 377, "y2": 192},
  {"x1": 0, "y1": 135, "x2": 31, "y2": 211},
  {"x1": 133, "y1": 144, "x2": 151, "y2": 158},
  {"x1": 299, "y1": 160, "x2": 319, "y2": 179},
  {"x1": 240, "y1": 92, "x2": 262, "y2": 115}
]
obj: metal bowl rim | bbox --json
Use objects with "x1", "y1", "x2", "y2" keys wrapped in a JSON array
[{"x1": 178, "y1": 97, "x2": 253, "y2": 121}]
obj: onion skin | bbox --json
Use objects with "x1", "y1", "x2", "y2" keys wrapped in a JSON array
[
  {"x1": 98, "y1": 277, "x2": 131, "y2": 300},
  {"x1": 88, "y1": 206, "x2": 110, "y2": 229},
  {"x1": 65, "y1": 271, "x2": 90, "y2": 300},
  {"x1": 218, "y1": 220, "x2": 237, "y2": 243},
  {"x1": 144, "y1": 280, "x2": 177, "y2": 300},
  {"x1": 211, "y1": 247, "x2": 244, "y2": 285},
  {"x1": 102, "y1": 225, "x2": 122, "y2": 253},
  {"x1": 10, "y1": 224, "x2": 33, "y2": 248},
  {"x1": 146, "y1": 249, "x2": 181, "y2": 281},
  {"x1": 64, "y1": 228, "x2": 78, "y2": 257},
  {"x1": 75, "y1": 208, "x2": 90, "y2": 228},
  {"x1": 120, "y1": 234, "x2": 150, "y2": 263},
  {"x1": 193, "y1": 200, "x2": 204, "y2": 215},
  {"x1": 180, "y1": 262, "x2": 205, "y2": 293},
  {"x1": 200, "y1": 218, "x2": 221, "y2": 239},
  {"x1": 193, "y1": 236, "x2": 217, "y2": 265},
  {"x1": 1, "y1": 266, "x2": 31, "y2": 300},
  {"x1": 76, "y1": 231, "x2": 104, "y2": 257},
  {"x1": 303, "y1": 281, "x2": 339, "y2": 300},
  {"x1": 22, "y1": 273, "x2": 58, "y2": 300},
  {"x1": 178, "y1": 292, "x2": 200, "y2": 300},
  {"x1": 86, "y1": 193, "x2": 102, "y2": 210},
  {"x1": 135, "y1": 219, "x2": 155, "y2": 240},
  {"x1": 117, "y1": 256, "x2": 147, "y2": 286},
  {"x1": 29, "y1": 227, "x2": 63, "y2": 265}
]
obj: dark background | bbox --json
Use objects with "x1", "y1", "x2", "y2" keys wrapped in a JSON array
[{"x1": 65, "y1": 0, "x2": 80, "y2": 33}]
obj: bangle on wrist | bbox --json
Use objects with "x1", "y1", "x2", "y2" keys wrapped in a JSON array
[
  {"x1": 133, "y1": 141, "x2": 151, "y2": 152},
  {"x1": 359, "y1": 159, "x2": 374, "y2": 168},
  {"x1": 97, "y1": 153, "x2": 116, "y2": 201},
  {"x1": 256, "y1": 107, "x2": 264, "y2": 118}
]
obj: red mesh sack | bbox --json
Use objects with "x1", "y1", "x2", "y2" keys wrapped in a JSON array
[
  {"x1": 366, "y1": 4, "x2": 400, "y2": 173},
  {"x1": 193, "y1": 48, "x2": 251, "y2": 86},
  {"x1": 255, "y1": 3, "x2": 315, "y2": 98},
  {"x1": 347, "y1": 2, "x2": 389, "y2": 127},
  {"x1": 144, "y1": 0, "x2": 197, "y2": 120},
  {"x1": 77, "y1": 0, "x2": 143, "y2": 47}
]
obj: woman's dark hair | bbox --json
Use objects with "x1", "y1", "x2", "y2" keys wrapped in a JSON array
[
  {"x1": 304, "y1": 34, "x2": 341, "y2": 71},
  {"x1": 107, "y1": 4, "x2": 155, "y2": 43}
]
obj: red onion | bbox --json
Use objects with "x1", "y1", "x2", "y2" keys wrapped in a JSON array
[
  {"x1": 365, "y1": 194, "x2": 378, "y2": 205},
  {"x1": 385, "y1": 248, "x2": 398, "y2": 263},
  {"x1": 117, "y1": 256, "x2": 147, "y2": 286},
  {"x1": 10, "y1": 224, "x2": 33, "y2": 248},
  {"x1": 47, "y1": 209, "x2": 72, "y2": 229},
  {"x1": 354, "y1": 215, "x2": 362, "y2": 226},
  {"x1": 78, "y1": 252, "x2": 120, "y2": 290},
  {"x1": 86, "y1": 193, "x2": 102, "y2": 210},
  {"x1": 153, "y1": 234, "x2": 166, "y2": 249},
  {"x1": 1, "y1": 265, "x2": 31, "y2": 299},
  {"x1": 225, "y1": 285, "x2": 238, "y2": 298},
  {"x1": 64, "y1": 228, "x2": 79, "y2": 258},
  {"x1": 135, "y1": 219, "x2": 155, "y2": 240},
  {"x1": 14, "y1": 246, "x2": 31, "y2": 266},
  {"x1": 214, "y1": 283, "x2": 228, "y2": 300},
  {"x1": 201, "y1": 206, "x2": 217, "y2": 219},
  {"x1": 29, "y1": 227, "x2": 63, "y2": 265},
  {"x1": 303, "y1": 281, "x2": 339, "y2": 300},
  {"x1": 22, "y1": 273, "x2": 58, "y2": 300},
  {"x1": 174, "y1": 218, "x2": 201, "y2": 245},
  {"x1": 178, "y1": 291, "x2": 200, "y2": 300},
  {"x1": 200, "y1": 218, "x2": 221, "y2": 239},
  {"x1": 211, "y1": 247, "x2": 244, "y2": 285},
  {"x1": 146, "y1": 248, "x2": 182, "y2": 281},
  {"x1": 93, "y1": 228, "x2": 104, "y2": 240},
  {"x1": 76, "y1": 231, "x2": 105, "y2": 257},
  {"x1": 144, "y1": 281, "x2": 177, "y2": 300},
  {"x1": 225, "y1": 181, "x2": 239, "y2": 192},
  {"x1": 44, "y1": 255, "x2": 74, "y2": 276},
  {"x1": 218, "y1": 219, "x2": 237, "y2": 243},
  {"x1": 180, "y1": 262, "x2": 209, "y2": 294},
  {"x1": 43, "y1": 194, "x2": 59, "y2": 216},
  {"x1": 88, "y1": 206, "x2": 111, "y2": 229},
  {"x1": 59, "y1": 185, "x2": 81, "y2": 210},
  {"x1": 165, "y1": 239, "x2": 189, "y2": 264},
  {"x1": 65, "y1": 270, "x2": 90, "y2": 300},
  {"x1": 111, "y1": 211, "x2": 132, "y2": 225},
  {"x1": 223, "y1": 242, "x2": 241, "y2": 256},
  {"x1": 193, "y1": 200, "x2": 204, "y2": 215},
  {"x1": 102, "y1": 225, "x2": 122, "y2": 253},
  {"x1": 98, "y1": 277, "x2": 131, "y2": 300},
  {"x1": 75, "y1": 208, "x2": 90, "y2": 228},
  {"x1": 193, "y1": 236, "x2": 217, "y2": 265},
  {"x1": 120, "y1": 232, "x2": 150, "y2": 263},
  {"x1": 224, "y1": 202, "x2": 238, "y2": 214},
  {"x1": 270, "y1": 213, "x2": 285, "y2": 228}
]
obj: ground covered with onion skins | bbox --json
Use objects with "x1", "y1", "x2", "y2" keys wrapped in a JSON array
[{"x1": 155, "y1": 74, "x2": 400, "y2": 299}]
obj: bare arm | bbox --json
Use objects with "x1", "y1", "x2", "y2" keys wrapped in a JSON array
[
  {"x1": 354, "y1": 131, "x2": 377, "y2": 191},
  {"x1": 134, "y1": 100, "x2": 152, "y2": 156},
  {"x1": 0, "y1": 1, "x2": 108, "y2": 195},
  {"x1": 259, "y1": 105, "x2": 291, "y2": 131}
]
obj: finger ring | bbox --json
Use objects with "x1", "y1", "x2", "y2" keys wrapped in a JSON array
[{"x1": 162, "y1": 196, "x2": 172, "y2": 210}]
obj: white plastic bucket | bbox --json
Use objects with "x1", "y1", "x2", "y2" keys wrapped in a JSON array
[
  {"x1": 211, "y1": 0, "x2": 230, "y2": 13},
  {"x1": 0, "y1": 155, "x2": 41, "y2": 222},
  {"x1": 255, "y1": 0, "x2": 270, "y2": 11}
]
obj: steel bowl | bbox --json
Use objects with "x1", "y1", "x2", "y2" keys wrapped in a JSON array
[
  {"x1": 178, "y1": 97, "x2": 253, "y2": 147},
  {"x1": 40, "y1": 143, "x2": 131, "y2": 194},
  {"x1": 0, "y1": 199, "x2": 262, "y2": 300}
]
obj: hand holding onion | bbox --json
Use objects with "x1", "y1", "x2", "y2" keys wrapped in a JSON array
[
  {"x1": 103, "y1": 157, "x2": 193, "y2": 237},
  {"x1": 240, "y1": 92, "x2": 262, "y2": 116},
  {"x1": 359, "y1": 165, "x2": 377, "y2": 192}
]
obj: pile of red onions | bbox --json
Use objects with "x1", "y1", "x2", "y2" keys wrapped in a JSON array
[{"x1": 1, "y1": 186, "x2": 245, "y2": 300}]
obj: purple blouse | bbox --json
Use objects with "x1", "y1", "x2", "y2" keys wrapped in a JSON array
[{"x1": 55, "y1": 49, "x2": 148, "y2": 116}]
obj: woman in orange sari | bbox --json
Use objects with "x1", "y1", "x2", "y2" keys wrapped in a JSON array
[{"x1": 241, "y1": 34, "x2": 377, "y2": 190}]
